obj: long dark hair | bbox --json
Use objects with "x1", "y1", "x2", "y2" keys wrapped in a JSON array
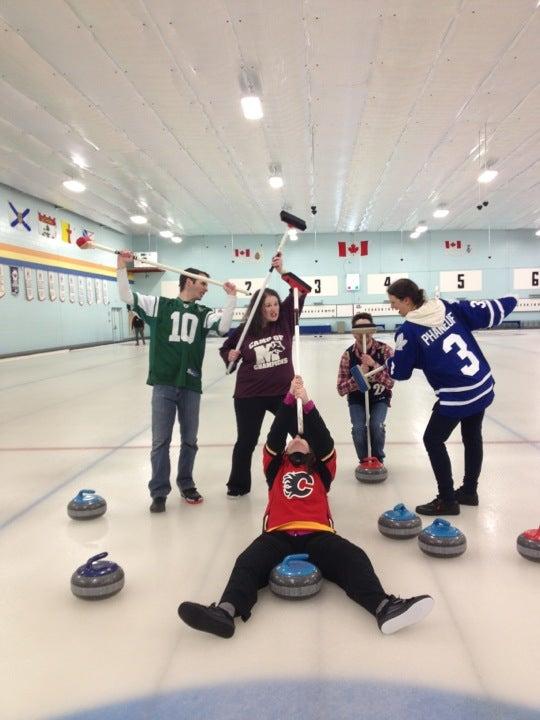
[
  {"x1": 241, "y1": 288, "x2": 281, "y2": 336},
  {"x1": 387, "y1": 278, "x2": 426, "y2": 309}
]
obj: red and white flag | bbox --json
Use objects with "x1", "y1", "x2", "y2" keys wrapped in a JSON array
[
  {"x1": 444, "y1": 240, "x2": 462, "y2": 252},
  {"x1": 338, "y1": 240, "x2": 368, "y2": 257},
  {"x1": 234, "y1": 248, "x2": 251, "y2": 258}
]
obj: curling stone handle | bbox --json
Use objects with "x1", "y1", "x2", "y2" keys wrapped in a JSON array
[
  {"x1": 282, "y1": 554, "x2": 309, "y2": 566},
  {"x1": 432, "y1": 518, "x2": 450, "y2": 528},
  {"x1": 86, "y1": 552, "x2": 109, "y2": 566},
  {"x1": 77, "y1": 489, "x2": 96, "y2": 500}
]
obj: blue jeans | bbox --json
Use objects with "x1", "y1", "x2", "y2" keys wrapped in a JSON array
[
  {"x1": 349, "y1": 401, "x2": 388, "y2": 462},
  {"x1": 149, "y1": 385, "x2": 201, "y2": 498}
]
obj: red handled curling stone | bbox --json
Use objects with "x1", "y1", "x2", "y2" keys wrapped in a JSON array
[
  {"x1": 418, "y1": 518, "x2": 466, "y2": 558},
  {"x1": 355, "y1": 457, "x2": 388, "y2": 484},
  {"x1": 516, "y1": 527, "x2": 540, "y2": 562},
  {"x1": 378, "y1": 504, "x2": 422, "y2": 539},
  {"x1": 269, "y1": 554, "x2": 322, "y2": 600},
  {"x1": 71, "y1": 552, "x2": 124, "y2": 599},
  {"x1": 67, "y1": 489, "x2": 106, "y2": 520}
]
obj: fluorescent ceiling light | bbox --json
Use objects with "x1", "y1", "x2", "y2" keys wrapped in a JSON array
[
  {"x1": 410, "y1": 231, "x2": 421, "y2": 239},
  {"x1": 269, "y1": 175, "x2": 284, "y2": 189},
  {"x1": 433, "y1": 207, "x2": 449, "y2": 218},
  {"x1": 71, "y1": 154, "x2": 87, "y2": 169},
  {"x1": 241, "y1": 95, "x2": 263, "y2": 120},
  {"x1": 536, "y1": 230, "x2": 540, "y2": 237},
  {"x1": 166, "y1": 217, "x2": 173, "y2": 224},
  {"x1": 478, "y1": 169, "x2": 498, "y2": 183},
  {"x1": 130, "y1": 215, "x2": 148, "y2": 225},
  {"x1": 63, "y1": 179, "x2": 86, "y2": 193},
  {"x1": 288, "y1": 229, "x2": 298, "y2": 241},
  {"x1": 160, "y1": 230, "x2": 173, "y2": 238},
  {"x1": 415, "y1": 223, "x2": 428, "y2": 233},
  {"x1": 138, "y1": 199, "x2": 148, "y2": 209},
  {"x1": 171, "y1": 235, "x2": 183, "y2": 244}
]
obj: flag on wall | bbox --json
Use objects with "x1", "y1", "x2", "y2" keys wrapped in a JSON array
[
  {"x1": 9, "y1": 202, "x2": 31, "y2": 232},
  {"x1": 338, "y1": 240, "x2": 368, "y2": 257},
  {"x1": 61, "y1": 221, "x2": 72, "y2": 243},
  {"x1": 444, "y1": 240, "x2": 462, "y2": 252},
  {"x1": 38, "y1": 212, "x2": 57, "y2": 239},
  {"x1": 234, "y1": 248, "x2": 250, "y2": 258}
]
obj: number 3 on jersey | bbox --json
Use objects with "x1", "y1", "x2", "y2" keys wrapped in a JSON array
[
  {"x1": 169, "y1": 311, "x2": 198, "y2": 343},
  {"x1": 442, "y1": 333, "x2": 480, "y2": 376}
]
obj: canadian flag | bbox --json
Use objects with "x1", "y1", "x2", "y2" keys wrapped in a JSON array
[
  {"x1": 338, "y1": 240, "x2": 368, "y2": 257},
  {"x1": 234, "y1": 248, "x2": 251, "y2": 258},
  {"x1": 444, "y1": 240, "x2": 462, "y2": 252}
]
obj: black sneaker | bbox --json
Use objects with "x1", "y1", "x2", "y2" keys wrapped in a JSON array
[
  {"x1": 150, "y1": 497, "x2": 166, "y2": 513},
  {"x1": 415, "y1": 497, "x2": 460, "y2": 516},
  {"x1": 178, "y1": 602, "x2": 235, "y2": 638},
  {"x1": 376, "y1": 595, "x2": 434, "y2": 635},
  {"x1": 455, "y1": 486, "x2": 479, "y2": 506},
  {"x1": 181, "y1": 487, "x2": 203, "y2": 505}
]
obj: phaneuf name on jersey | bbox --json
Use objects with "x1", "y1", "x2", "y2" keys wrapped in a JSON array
[{"x1": 420, "y1": 312, "x2": 457, "y2": 346}]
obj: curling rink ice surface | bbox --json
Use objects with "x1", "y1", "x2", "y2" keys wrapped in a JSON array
[{"x1": 1, "y1": 331, "x2": 539, "y2": 720}]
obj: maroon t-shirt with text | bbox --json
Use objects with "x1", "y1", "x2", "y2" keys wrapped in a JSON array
[{"x1": 219, "y1": 291, "x2": 305, "y2": 399}]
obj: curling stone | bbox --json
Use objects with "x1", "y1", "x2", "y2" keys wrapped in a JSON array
[
  {"x1": 67, "y1": 489, "x2": 107, "y2": 520},
  {"x1": 355, "y1": 457, "x2": 388, "y2": 484},
  {"x1": 269, "y1": 554, "x2": 322, "y2": 600},
  {"x1": 418, "y1": 518, "x2": 466, "y2": 558},
  {"x1": 516, "y1": 527, "x2": 540, "y2": 562},
  {"x1": 71, "y1": 552, "x2": 124, "y2": 600},
  {"x1": 378, "y1": 503, "x2": 422, "y2": 539}
]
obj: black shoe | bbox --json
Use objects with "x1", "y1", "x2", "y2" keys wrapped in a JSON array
[
  {"x1": 455, "y1": 486, "x2": 479, "y2": 506},
  {"x1": 376, "y1": 595, "x2": 434, "y2": 635},
  {"x1": 178, "y1": 602, "x2": 235, "y2": 638},
  {"x1": 415, "y1": 497, "x2": 460, "y2": 516},
  {"x1": 227, "y1": 489, "x2": 249, "y2": 499},
  {"x1": 181, "y1": 487, "x2": 203, "y2": 504},
  {"x1": 150, "y1": 497, "x2": 166, "y2": 513}
]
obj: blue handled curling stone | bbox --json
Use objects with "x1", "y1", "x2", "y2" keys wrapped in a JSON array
[
  {"x1": 71, "y1": 552, "x2": 124, "y2": 599},
  {"x1": 269, "y1": 554, "x2": 322, "y2": 599},
  {"x1": 418, "y1": 518, "x2": 466, "y2": 558},
  {"x1": 378, "y1": 504, "x2": 422, "y2": 539},
  {"x1": 516, "y1": 526, "x2": 540, "y2": 562},
  {"x1": 67, "y1": 489, "x2": 107, "y2": 520}
]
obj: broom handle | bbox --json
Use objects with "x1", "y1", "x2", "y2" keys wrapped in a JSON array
[
  {"x1": 88, "y1": 241, "x2": 250, "y2": 294},
  {"x1": 293, "y1": 287, "x2": 303, "y2": 435},
  {"x1": 363, "y1": 334, "x2": 372, "y2": 457},
  {"x1": 226, "y1": 229, "x2": 292, "y2": 374}
]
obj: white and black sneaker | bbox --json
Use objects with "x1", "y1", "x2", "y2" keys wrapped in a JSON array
[{"x1": 376, "y1": 594, "x2": 434, "y2": 635}]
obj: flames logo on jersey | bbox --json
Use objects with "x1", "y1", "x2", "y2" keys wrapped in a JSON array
[{"x1": 282, "y1": 471, "x2": 314, "y2": 499}]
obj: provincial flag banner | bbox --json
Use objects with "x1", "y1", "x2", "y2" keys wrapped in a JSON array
[
  {"x1": 86, "y1": 276, "x2": 95, "y2": 304},
  {"x1": 9, "y1": 202, "x2": 31, "y2": 232},
  {"x1": 102, "y1": 280, "x2": 109, "y2": 305},
  {"x1": 59, "y1": 274, "x2": 67, "y2": 302},
  {"x1": 444, "y1": 240, "x2": 462, "y2": 252},
  {"x1": 78, "y1": 276, "x2": 85, "y2": 305},
  {"x1": 81, "y1": 228, "x2": 94, "y2": 241},
  {"x1": 38, "y1": 212, "x2": 57, "y2": 239},
  {"x1": 10, "y1": 266, "x2": 20, "y2": 295},
  {"x1": 61, "y1": 220, "x2": 72, "y2": 244},
  {"x1": 338, "y1": 240, "x2": 368, "y2": 257},
  {"x1": 0, "y1": 265, "x2": 5, "y2": 299},
  {"x1": 48, "y1": 271, "x2": 57, "y2": 302},
  {"x1": 68, "y1": 275, "x2": 76, "y2": 303}
]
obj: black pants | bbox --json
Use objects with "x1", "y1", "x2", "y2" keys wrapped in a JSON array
[
  {"x1": 423, "y1": 406, "x2": 485, "y2": 501},
  {"x1": 227, "y1": 395, "x2": 284, "y2": 493},
  {"x1": 220, "y1": 531, "x2": 387, "y2": 621}
]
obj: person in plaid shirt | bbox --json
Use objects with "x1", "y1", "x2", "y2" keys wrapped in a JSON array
[{"x1": 337, "y1": 313, "x2": 394, "y2": 465}]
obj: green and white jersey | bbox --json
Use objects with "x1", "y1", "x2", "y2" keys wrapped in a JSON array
[{"x1": 133, "y1": 292, "x2": 222, "y2": 392}]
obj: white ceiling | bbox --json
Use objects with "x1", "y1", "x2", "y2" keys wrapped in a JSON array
[{"x1": 0, "y1": 0, "x2": 539, "y2": 237}]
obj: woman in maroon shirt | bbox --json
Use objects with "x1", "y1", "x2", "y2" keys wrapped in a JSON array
[{"x1": 219, "y1": 254, "x2": 307, "y2": 497}]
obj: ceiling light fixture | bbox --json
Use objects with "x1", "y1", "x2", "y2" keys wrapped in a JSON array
[
  {"x1": 410, "y1": 231, "x2": 420, "y2": 239},
  {"x1": 415, "y1": 222, "x2": 428, "y2": 234},
  {"x1": 433, "y1": 206, "x2": 449, "y2": 218},
  {"x1": 241, "y1": 95, "x2": 263, "y2": 120},
  {"x1": 478, "y1": 169, "x2": 498, "y2": 184},
  {"x1": 536, "y1": 230, "x2": 540, "y2": 237},
  {"x1": 160, "y1": 230, "x2": 173, "y2": 238},
  {"x1": 171, "y1": 235, "x2": 183, "y2": 244},
  {"x1": 268, "y1": 163, "x2": 284, "y2": 189},
  {"x1": 129, "y1": 215, "x2": 148, "y2": 225},
  {"x1": 63, "y1": 179, "x2": 86, "y2": 193},
  {"x1": 138, "y1": 199, "x2": 148, "y2": 209}
]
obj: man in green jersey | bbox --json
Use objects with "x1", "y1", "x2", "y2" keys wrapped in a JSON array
[{"x1": 117, "y1": 250, "x2": 237, "y2": 511}]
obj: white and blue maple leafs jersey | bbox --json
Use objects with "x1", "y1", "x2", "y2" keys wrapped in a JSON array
[{"x1": 387, "y1": 296, "x2": 518, "y2": 418}]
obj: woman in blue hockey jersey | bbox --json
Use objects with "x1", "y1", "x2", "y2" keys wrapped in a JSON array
[{"x1": 386, "y1": 279, "x2": 517, "y2": 516}]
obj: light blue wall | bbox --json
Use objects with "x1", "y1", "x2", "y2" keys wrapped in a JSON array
[
  {"x1": 0, "y1": 183, "x2": 128, "y2": 355},
  {"x1": 132, "y1": 229, "x2": 540, "y2": 329},
  {"x1": 2, "y1": 175, "x2": 538, "y2": 356}
]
